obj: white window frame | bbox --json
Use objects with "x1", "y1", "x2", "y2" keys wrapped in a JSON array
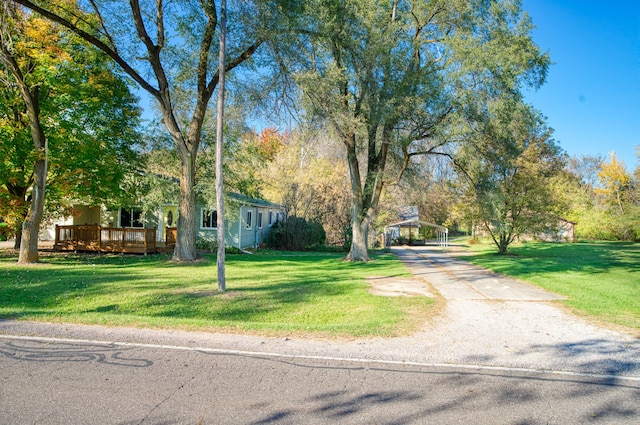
[
  {"x1": 201, "y1": 208, "x2": 217, "y2": 229},
  {"x1": 120, "y1": 208, "x2": 144, "y2": 228},
  {"x1": 246, "y1": 209, "x2": 253, "y2": 230},
  {"x1": 257, "y1": 211, "x2": 263, "y2": 229},
  {"x1": 268, "y1": 210, "x2": 273, "y2": 227}
]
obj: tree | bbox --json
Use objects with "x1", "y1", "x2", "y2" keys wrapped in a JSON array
[
  {"x1": 453, "y1": 96, "x2": 565, "y2": 254},
  {"x1": 259, "y1": 128, "x2": 352, "y2": 247},
  {"x1": 0, "y1": 3, "x2": 50, "y2": 262},
  {"x1": 558, "y1": 151, "x2": 639, "y2": 242},
  {"x1": 13, "y1": 0, "x2": 269, "y2": 262},
  {"x1": 0, "y1": 4, "x2": 140, "y2": 259},
  {"x1": 285, "y1": 0, "x2": 549, "y2": 260},
  {"x1": 595, "y1": 152, "x2": 631, "y2": 214}
]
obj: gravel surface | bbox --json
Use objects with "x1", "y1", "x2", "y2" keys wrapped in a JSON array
[{"x1": 1, "y1": 242, "x2": 638, "y2": 379}]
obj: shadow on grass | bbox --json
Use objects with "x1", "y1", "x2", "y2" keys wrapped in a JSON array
[
  {"x1": 467, "y1": 242, "x2": 639, "y2": 276},
  {"x1": 0, "y1": 250, "x2": 413, "y2": 334}
]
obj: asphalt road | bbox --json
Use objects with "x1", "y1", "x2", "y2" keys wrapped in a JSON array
[{"x1": 1, "y1": 334, "x2": 638, "y2": 425}]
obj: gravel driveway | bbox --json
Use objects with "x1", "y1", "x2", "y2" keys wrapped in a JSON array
[{"x1": 1, "y1": 244, "x2": 638, "y2": 381}]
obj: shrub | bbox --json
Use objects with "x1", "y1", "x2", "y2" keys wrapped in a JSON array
[
  {"x1": 266, "y1": 216, "x2": 326, "y2": 251},
  {"x1": 0, "y1": 222, "x2": 11, "y2": 242},
  {"x1": 196, "y1": 237, "x2": 244, "y2": 254},
  {"x1": 196, "y1": 237, "x2": 217, "y2": 252}
]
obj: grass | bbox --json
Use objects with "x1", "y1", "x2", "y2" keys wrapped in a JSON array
[
  {"x1": 0, "y1": 250, "x2": 433, "y2": 338},
  {"x1": 457, "y1": 240, "x2": 639, "y2": 332}
]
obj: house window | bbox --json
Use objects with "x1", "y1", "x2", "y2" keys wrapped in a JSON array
[
  {"x1": 276, "y1": 211, "x2": 282, "y2": 224},
  {"x1": 202, "y1": 209, "x2": 217, "y2": 229},
  {"x1": 120, "y1": 208, "x2": 143, "y2": 228},
  {"x1": 246, "y1": 210, "x2": 253, "y2": 229},
  {"x1": 257, "y1": 211, "x2": 263, "y2": 229},
  {"x1": 268, "y1": 210, "x2": 273, "y2": 226}
]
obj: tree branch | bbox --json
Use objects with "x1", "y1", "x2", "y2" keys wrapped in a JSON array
[{"x1": 13, "y1": 0, "x2": 159, "y2": 97}]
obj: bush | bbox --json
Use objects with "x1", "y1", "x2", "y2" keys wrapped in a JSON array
[
  {"x1": 266, "y1": 217, "x2": 326, "y2": 251},
  {"x1": 196, "y1": 237, "x2": 217, "y2": 252},
  {"x1": 0, "y1": 222, "x2": 11, "y2": 242},
  {"x1": 574, "y1": 209, "x2": 640, "y2": 242},
  {"x1": 196, "y1": 237, "x2": 244, "y2": 254}
]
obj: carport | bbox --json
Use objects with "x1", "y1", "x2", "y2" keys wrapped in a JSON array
[{"x1": 383, "y1": 219, "x2": 448, "y2": 248}]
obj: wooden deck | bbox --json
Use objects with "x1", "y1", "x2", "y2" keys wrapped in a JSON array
[{"x1": 54, "y1": 225, "x2": 176, "y2": 255}]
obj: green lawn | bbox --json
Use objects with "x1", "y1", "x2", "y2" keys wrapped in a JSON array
[
  {"x1": 0, "y1": 250, "x2": 432, "y2": 337},
  {"x1": 458, "y1": 241, "x2": 639, "y2": 332}
]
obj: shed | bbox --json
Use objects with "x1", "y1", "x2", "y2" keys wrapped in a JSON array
[{"x1": 383, "y1": 219, "x2": 448, "y2": 248}]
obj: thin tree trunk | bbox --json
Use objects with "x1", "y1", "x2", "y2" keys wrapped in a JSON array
[
  {"x1": 215, "y1": 0, "x2": 227, "y2": 292},
  {"x1": 19, "y1": 156, "x2": 46, "y2": 262},
  {"x1": 13, "y1": 216, "x2": 24, "y2": 250},
  {"x1": 0, "y1": 44, "x2": 48, "y2": 264}
]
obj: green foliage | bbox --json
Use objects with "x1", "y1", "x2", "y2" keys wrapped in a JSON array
[
  {"x1": 279, "y1": 0, "x2": 550, "y2": 260},
  {"x1": 560, "y1": 153, "x2": 639, "y2": 242},
  {"x1": 195, "y1": 237, "x2": 218, "y2": 252},
  {"x1": 266, "y1": 217, "x2": 326, "y2": 251},
  {"x1": 0, "y1": 9, "x2": 141, "y2": 231},
  {"x1": 259, "y1": 129, "x2": 352, "y2": 247},
  {"x1": 0, "y1": 222, "x2": 11, "y2": 241},
  {"x1": 0, "y1": 250, "x2": 430, "y2": 337},
  {"x1": 572, "y1": 208, "x2": 639, "y2": 242},
  {"x1": 196, "y1": 237, "x2": 244, "y2": 254},
  {"x1": 453, "y1": 96, "x2": 565, "y2": 254}
]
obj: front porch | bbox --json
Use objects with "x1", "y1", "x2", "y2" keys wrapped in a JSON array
[{"x1": 54, "y1": 225, "x2": 176, "y2": 255}]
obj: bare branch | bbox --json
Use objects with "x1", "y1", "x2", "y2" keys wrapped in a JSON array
[
  {"x1": 156, "y1": 0, "x2": 164, "y2": 49},
  {"x1": 205, "y1": 38, "x2": 264, "y2": 100},
  {"x1": 87, "y1": 0, "x2": 118, "y2": 52}
]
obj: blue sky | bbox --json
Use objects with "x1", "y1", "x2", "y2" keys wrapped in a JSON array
[
  {"x1": 137, "y1": 1, "x2": 639, "y2": 171},
  {"x1": 521, "y1": 0, "x2": 639, "y2": 171}
]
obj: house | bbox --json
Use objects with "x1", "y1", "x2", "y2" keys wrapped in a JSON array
[
  {"x1": 193, "y1": 192, "x2": 286, "y2": 249},
  {"x1": 535, "y1": 219, "x2": 576, "y2": 243},
  {"x1": 41, "y1": 193, "x2": 286, "y2": 253}
]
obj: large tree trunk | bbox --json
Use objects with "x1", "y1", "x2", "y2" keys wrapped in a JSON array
[
  {"x1": 347, "y1": 215, "x2": 370, "y2": 261},
  {"x1": 342, "y1": 128, "x2": 389, "y2": 262},
  {"x1": 173, "y1": 150, "x2": 197, "y2": 261},
  {"x1": 1, "y1": 31, "x2": 48, "y2": 263}
]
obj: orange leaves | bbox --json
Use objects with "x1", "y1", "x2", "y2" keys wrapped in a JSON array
[{"x1": 257, "y1": 127, "x2": 286, "y2": 161}]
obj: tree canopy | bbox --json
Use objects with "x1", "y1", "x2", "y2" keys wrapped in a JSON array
[
  {"x1": 277, "y1": 0, "x2": 550, "y2": 260},
  {"x1": 452, "y1": 96, "x2": 565, "y2": 254},
  {"x1": 0, "y1": 2, "x2": 140, "y2": 260},
  {"x1": 12, "y1": 0, "x2": 276, "y2": 262}
]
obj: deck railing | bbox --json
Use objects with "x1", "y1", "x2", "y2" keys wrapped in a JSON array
[
  {"x1": 166, "y1": 227, "x2": 177, "y2": 246},
  {"x1": 54, "y1": 225, "x2": 163, "y2": 254}
]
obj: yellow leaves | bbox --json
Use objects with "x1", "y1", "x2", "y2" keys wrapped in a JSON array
[
  {"x1": 594, "y1": 153, "x2": 632, "y2": 212},
  {"x1": 11, "y1": 15, "x2": 72, "y2": 69},
  {"x1": 596, "y1": 153, "x2": 631, "y2": 190}
]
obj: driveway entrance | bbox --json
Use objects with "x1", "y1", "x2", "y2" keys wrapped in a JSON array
[{"x1": 392, "y1": 245, "x2": 565, "y2": 301}]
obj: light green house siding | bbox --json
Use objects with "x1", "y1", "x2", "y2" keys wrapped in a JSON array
[
  {"x1": 41, "y1": 193, "x2": 285, "y2": 250},
  {"x1": 195, "y1": 198, "x2": 285, "y2": 249},
  {"x1": 162, "y1": 193, "x2": 285, "y2": 250}
]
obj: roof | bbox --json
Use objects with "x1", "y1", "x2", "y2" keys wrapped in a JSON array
[
  {"x1": 228, "y1": 192, "x2": 286, "y2": 210},
  {"x1": 384, "y1": 219, "x2": 447, "y2": 231}
]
